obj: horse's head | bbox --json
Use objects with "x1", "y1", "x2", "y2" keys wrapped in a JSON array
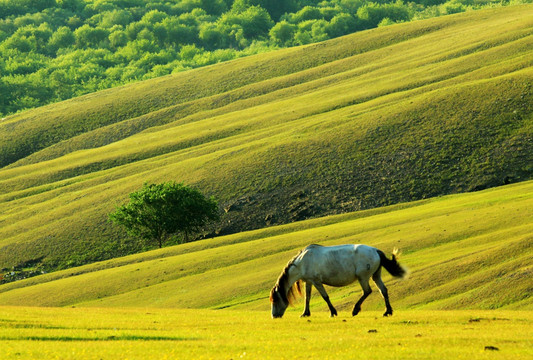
[
  {"x1": 270, "y1": 284, "x2": 289, "y2": 318},
  {"x1": 270, "y1": 257, "x2": 303, "y2": 318}
]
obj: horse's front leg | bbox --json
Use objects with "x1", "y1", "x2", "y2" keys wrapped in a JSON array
[
  {"x1": 300, "y1": 282, "x2": 312, "y2": 317},
  {"x1": 313, "y1": 282, "x2": 337, "y2": 317}
]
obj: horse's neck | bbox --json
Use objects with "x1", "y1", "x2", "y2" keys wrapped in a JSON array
[{"x1": 285, "y1": 264, "x2": 301, "y2": 289}]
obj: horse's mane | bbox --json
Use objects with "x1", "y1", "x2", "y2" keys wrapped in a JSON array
[{"x1": 270, "y1": 251, "x2": 303, "y2": 305}]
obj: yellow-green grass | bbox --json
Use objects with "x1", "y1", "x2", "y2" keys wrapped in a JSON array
[
  {"x1": 0, "y1": 180, "x2": 531, "y2": 311},
  {"x1": 0, "y1": 181, "x2": 531, "y2": 359},
  {"x1": 1, "y1": 5, "x2": 533, "y2": 269},
  {"x1": 0, "y1": 307, "x2": 531, "y2": 360}
]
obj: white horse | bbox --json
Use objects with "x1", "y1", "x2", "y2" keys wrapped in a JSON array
[{"x1": 269, "y1": 244, "x2": 407, "y2": 318}]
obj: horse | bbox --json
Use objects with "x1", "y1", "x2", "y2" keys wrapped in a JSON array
[{"x1": 269, "y1": 244, "x2": 407, "y2": 318}]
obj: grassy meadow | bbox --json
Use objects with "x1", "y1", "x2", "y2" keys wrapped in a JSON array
[
  {"x1": 1, "y1": 4, "x2": 532, "y2": 270},
  {"x1": 0, "y1": 307, "x2": 531, "y2": 360},
  {"x1": 0, "y1": 179, "x2": 531, "y2": 311},
  {"x1": 0, "y1": 6, "x2": 532, "y2": 358},
  {"x1": 1, "y1": 170, "x2": 531, "y2": 359}
]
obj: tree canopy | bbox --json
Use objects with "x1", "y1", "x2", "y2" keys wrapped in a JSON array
[{"x1": 109, "y1": 181, "x2": 219, "y2": 248}]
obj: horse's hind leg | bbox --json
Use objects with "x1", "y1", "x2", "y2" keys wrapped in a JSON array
[
  {"x1": 372, "y1": 269, "x2": 393, "y2": 317},
  {"x1": 301, "y1": 282, "x2": 312, "y2": 317},
  {"x1": 352, "y1": 277, "x2": 372, "y2": 316},
  {"x1": 313, "y1": 282, "x2": 337, "y2": 317}
]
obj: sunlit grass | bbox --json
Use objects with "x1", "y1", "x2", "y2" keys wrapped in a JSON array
[
  {"x1": 0, "y1": 181, "x2": 531, "y2": 311},
  {"x1": 0, "y1": 307, "x2": 531, "y2": 360}
]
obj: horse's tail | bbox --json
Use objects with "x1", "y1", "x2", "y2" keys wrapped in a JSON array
[{"x1": 378, "y1": 249, "x2": 408, "y2": 278}]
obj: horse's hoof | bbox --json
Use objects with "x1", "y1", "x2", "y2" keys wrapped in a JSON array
[
  {"x1": 383, "y1": 311, "x2": 393, "y2": 317},
  {"x1": 300, "y1": 313, "x2": 310, "y2": 318}
]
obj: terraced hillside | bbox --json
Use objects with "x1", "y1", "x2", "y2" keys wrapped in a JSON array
[
  {"x1": 0, "y1": 180, "x2": 531, "y2": 310},
  {"x1": 1, "y1": 5, "x2": 532, "y2": 270}
]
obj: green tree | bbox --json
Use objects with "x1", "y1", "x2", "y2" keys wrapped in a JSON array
[
  {"x1": 141, "y1": 9, "x2": 167, "y2": 24},
  {"x1": 2, "y1": 35, "x2": 35, "y2": 52},
  {"x1": 236, "y1": 6, "x2": 274, "y2": 39},
  {"x1": 269, "y1": 20, "x2": 296, "y2": 45},
  {"x1": 326, "y1": 13, "x2": 357, "y2": 37},
  {"x1": 200, "y1": 0, "x2": 228, "y2": 15},
  {"x1": 47, "y1": 26, "x2": 75, "y2": 53},
  {"x1": 199, "y1": 22, "x2": 229, "y2": 49},
  {"x1": 180, "y1": 44, "x2": 203, "y2": 61},
  {"x1": 310, "y1": 19, "x2": 328, "y2": 42},
  {"x1": 100, "y1": 9, "x2": 132, "y2": 28},
  {"x1": 4, "y1": 51, "x2": 46, "y2": 74},
  {"x1": 285, "y1": 6, "x2": 322, "y2": 23},
  {"x1": 439, "y1": 0, "x2": 467, "y2": 14},
  {"x1": 74, "y1": 24, "x2": 110, "y2": 48},
  {"x1": 57, "y1": 0, "x2": 85, "y2": 12},
  {"x1": 232, "y1": 0, "x2": 298, "y2": 21},
  {"x1": 109, "y1": 29, "x2": 128, "y2": 48},
  {"x1": 162, "y1": 18, "x2": 198, "y2": 46},
  {"x1": 109, "y1": 182, "x2": 219, "y2": 248},
  {"x1": 357, "y1": 3, "x2": 410, "y2": 28}
]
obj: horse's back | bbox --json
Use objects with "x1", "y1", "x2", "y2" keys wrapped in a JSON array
[
  {"x1": 297, "y1": 244, "x2": 379, "y2": 287},
  {"x1": 300, "y1": 243, "x2": 377, "y2": 257},
  {"x1": 332, "y1": 244, "x2": 380, "y2": 274},
  {"x1": 303, "y1": 244, "x2": 378, "y2": 258}
]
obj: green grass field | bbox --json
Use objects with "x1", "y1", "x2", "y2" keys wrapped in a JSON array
[
  {"x1": 0, "y1": 146, "x2": 531, "y2": 360},
  {"x1": 0, "y1": 6, "x2": 532, "y2": 359},
  {"x1": 1, "y1": 5, "x2": 532, "y2": 270},
  {"x1": 0, "y1": 307, "x2": 531, "y2": 360},
  {"x1": 0, "y1": 180, "x2": 531, "y2": 311}
]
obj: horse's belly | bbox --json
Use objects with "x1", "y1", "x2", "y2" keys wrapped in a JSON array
[{"x1": 322, "y1": 274, "x2": 357, "y2": 287}]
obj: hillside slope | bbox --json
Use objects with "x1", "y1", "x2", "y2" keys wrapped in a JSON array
[
  {"x1": 0, "y1": 181, "x2": 531, "y2": 310},
  {"x1": 1, "y1": 5, "x2": 532, "y2": 270}
]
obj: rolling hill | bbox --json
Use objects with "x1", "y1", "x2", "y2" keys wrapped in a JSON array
[
  {"x1": 1, "y1": 4, "x2": 532, "y2": 271},
  {"x1": 0, "y1": 180, "x2": 531, "y2": 310}
]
